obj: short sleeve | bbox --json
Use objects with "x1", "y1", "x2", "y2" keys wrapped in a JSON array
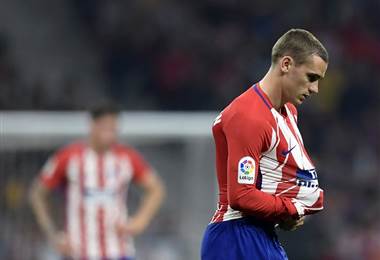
[
  {"x1": 128, "y1": 149, "x2": 152, "y2": 184},
  {"x1": 39, "y1": 148, "x2": 70, "y2": 189}
]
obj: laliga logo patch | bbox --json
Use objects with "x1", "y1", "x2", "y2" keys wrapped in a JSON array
[{"x1": 238, "y1": 156, "x2": 255, "y2": 184}]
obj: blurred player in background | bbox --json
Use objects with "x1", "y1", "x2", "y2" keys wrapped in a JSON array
[
  {"x1": 201, "y1": 29, "x2": 328, "y2": 259},
  {"x1": 30, "y1": 103, "x2": 165, "y2": 260}
]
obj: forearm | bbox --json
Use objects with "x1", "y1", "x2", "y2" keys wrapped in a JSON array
[
  {"x1": 29, "y1": 181, "x2": 57, "y2": 239},
  {"x1": 229, "y1": 188, "x2": 299, "y2": 222},
  {"x1": 133, "y1": 180, "x2": 165, "y2": 224}
]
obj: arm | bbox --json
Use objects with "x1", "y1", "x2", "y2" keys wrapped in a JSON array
[
  {"x1": 29, "y1": 147, "x2": 72, "y2": 255},
  {"x1": 29, "y1": 180, "x2": 57, "y2": 240},
  {"x1": 224, "y1": 114, "x2": 300, "y2": 222},
  {"x1": 29, "y1": 180, "x2": 71, "y2": 255},
  {"x1": 119, "y1": 172, "x2": 165, "y2": 236}
]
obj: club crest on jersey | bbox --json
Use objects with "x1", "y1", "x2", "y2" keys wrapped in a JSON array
[{"x1": 238, "y1": 156, "x2": 255, "y2": 184}]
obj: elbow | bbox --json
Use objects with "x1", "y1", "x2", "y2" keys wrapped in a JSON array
[
  {"x1": 28, "y1": 180, "x2": 45, "y2": 206},
  {"x1": 228, "y1": 192, "x2": 245, "y2": 212},
  {"x1": 28, "y1": 183, "x2": 38, "y2": 206},
  {"x1": 229, "y1": 201, "x2": 242, "y2": 211},
  {"x1": 150, "y1": 176, "x2": 166, "y2": 203},
  {"x1": 156, "y1": 180, "x2": 166, "y2": 202}
]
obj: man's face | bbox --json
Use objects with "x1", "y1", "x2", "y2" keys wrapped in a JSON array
[
  {"x1": 282, "y1": 54, "x2": 328, "y2": 106},
  {"x1": 90, "y1": 114, "x2": 118, "y2": 150}
]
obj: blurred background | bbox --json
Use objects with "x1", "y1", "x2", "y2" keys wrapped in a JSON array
[{"x1": 0, "y1": 0, "x2": 379, "y2": 259}]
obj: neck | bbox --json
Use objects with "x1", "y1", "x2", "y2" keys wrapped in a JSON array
[
  {"x1": 259, "y1": 67, "x2": 285, "y2": 111},
  {"x1": 89, "y1": 137, "x2": 107, "y2": 153}
]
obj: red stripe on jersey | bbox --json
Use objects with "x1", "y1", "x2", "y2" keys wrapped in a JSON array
[
  {"x1": 115, "y1": 160, "x2": 127, "y2": 256},
  {"x1": 98, "y1": 154, "x2": 105, "y2": 188},
  {"x1": 97, "y1": 155, "x2": 107, "y2": 258},
  {"x1": 98, "y1": 208, "x2": 107, "y2": 259},
  {"x1": 274, "y1": 128, "x2": 289, "y2": 170},
  {"x1": 79, "y1": 154, "x2": 87, "y2": 259},
  {"x1": 118, "y1": 232, "x2": 126, "y2": 258},
  {"x1": 273, "y1": 129, "x2": 299, "y2": 195},
  {"x1": 211, "y1": 204, "x2": 228, "y2": 223},
  {"x1": 275, "y1": 155, "x2": 301, "y2": 196}
]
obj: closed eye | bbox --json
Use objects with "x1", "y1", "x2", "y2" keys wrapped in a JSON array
[{"x1": 307, "y1": 73, "x2": 321, "y2": 83}]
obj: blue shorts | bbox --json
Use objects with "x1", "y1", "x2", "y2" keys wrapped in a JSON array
[
  {"x1": 201, "y1": 217, "x2": 288, "y2": 260},
  {"x1": 62, "y1": 257, "x2": 133, "y2": 260}
]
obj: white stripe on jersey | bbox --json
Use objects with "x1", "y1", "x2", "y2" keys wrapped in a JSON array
[
  {"x1": 103, "y1": 152, "x2": 121, "y2": 258},
  {"x1": 260, "y1": 122, "x2": 285, "y2": 194},
  {"x1": 84, "y1": 149, "x2": 98, "y2": 190},
  {"x1": 67, "y1": 155, "x2": 81, "y2": 258},
  {"x1": 86, "y1": 202, "x2": 100, "y2": 259},
  {"x1": 266, "y1": 127, "x2": 280, "y2": 154},
  {"x1": 297, "y1": 186, "x2": 322, "y2": 206},
  {"x1": 104, "y1": 207, "x2": 120, "y2": 258},
  {"x1": 272, "y1": 108, "x2": 314, "y2": 170},
  {"x1": 120, "y1": 154, "x2": 133, "y2": 184},
  {"x1": 104, "y1": 152, "x2": 117, "y2": 193},
  {"x1": 222, "y1": 205, "x2": 243, "y2": 222},
  {"x1": 83, "y1": 149, "x2": 100, "y2": 259},
  {"x1": 285, "y1": 106, "x2": 304, "y2": 145},
  {"x1": 259, "y1": 106, "x2": 315, "y2": 195}
]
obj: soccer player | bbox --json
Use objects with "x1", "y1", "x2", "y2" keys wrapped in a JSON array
[
  {"x1": 30, "y1": 103, "x2": 165, "y2": 260},
  {"x1": 201, "y1": 29, "x2": 328, "y2": 260}
]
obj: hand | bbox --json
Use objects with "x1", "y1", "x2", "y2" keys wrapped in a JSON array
[
  {"x1": 115, "y1": 216, "x2": 148, "y2": 237},
  {"x1": 279, "y1": 216, "x2": 305, "y2": 231},
  {"x1": 50, "y1": 231, "x2": 72, "y2": 257}
]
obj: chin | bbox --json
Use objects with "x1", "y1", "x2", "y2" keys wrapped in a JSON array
[{"x1": 290, "y1": 99, "x2": 301, "y2": 106}]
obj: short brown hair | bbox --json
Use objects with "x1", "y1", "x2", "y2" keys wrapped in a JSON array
[
  {"x1": 271, "y1": 29, "x2": 329, "y2": 65},
  {"x1": 90, "y1": 102, "x2": 121, "y2": 120}
]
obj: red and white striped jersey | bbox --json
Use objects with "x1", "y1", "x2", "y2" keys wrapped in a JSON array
[
  {"x1": 39, "y1": 142, "x2": 152, "y2": 259},
  {"x1": 211, "y1": 83, "x2": 324, "y2": 223}
]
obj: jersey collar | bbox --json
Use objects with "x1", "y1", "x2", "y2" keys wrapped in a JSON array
[{"x1": 252, "y1": 82, "x2": 274, "y2": 110}]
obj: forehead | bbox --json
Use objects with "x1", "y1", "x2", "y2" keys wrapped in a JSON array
[
  {"x1": 92, "y1": 114, "x2": 118, "y2": 124},
  {"x1": 299, "y1": 54, "x2": 328, "y2": 77}
]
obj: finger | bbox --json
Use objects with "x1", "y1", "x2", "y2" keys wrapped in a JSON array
[{"x1": 294, "y1": 222, "x2": 304, "y2": 228}]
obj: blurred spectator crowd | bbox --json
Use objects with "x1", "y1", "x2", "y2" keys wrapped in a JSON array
[{"x1": 1, "y1": 0, "x2": 379, "y2": 259}]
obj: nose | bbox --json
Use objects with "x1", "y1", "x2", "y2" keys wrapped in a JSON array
[{"x1": 309, "y1": 82, "x2": 319, "y2": 94}]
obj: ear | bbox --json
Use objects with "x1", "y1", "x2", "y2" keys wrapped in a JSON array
[{"x1": 279, "y1": 56, "x2": 294, "y2": 73}]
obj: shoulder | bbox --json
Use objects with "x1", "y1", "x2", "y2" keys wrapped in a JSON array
[
  {"x1": 227, "y1": 111, "x2": 273, "y2": 134},
  {"x1": 223, "y1": 98, "x2": 273, "y2": 131},
  {"x1": 112, "y1": 143, "x2": 131, "y2": 154},
  {"x1": 112, "y1": 143, "x2": 141, "y2": 158},
  {"x1": 54, "y1": 141, "x2": 85, "y2": 159},
  {"x1": 221, "y1": 106, "x2": 273, "y2": 142}
]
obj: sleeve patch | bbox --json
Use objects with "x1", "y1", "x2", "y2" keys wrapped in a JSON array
[{"x1": 238, "y1": 156, "x2": 256, "y2": 184}]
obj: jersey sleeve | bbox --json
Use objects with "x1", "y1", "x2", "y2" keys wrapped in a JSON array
[
  {"x1": 39, "y1": 147, "x2": 70, "y2": 189},
  {"x1": 224, "y1": 113, "x2": 299, "y2": 221},
  {"x1": 129, "y1": 149, "x2": 153, "y2": 184}
]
